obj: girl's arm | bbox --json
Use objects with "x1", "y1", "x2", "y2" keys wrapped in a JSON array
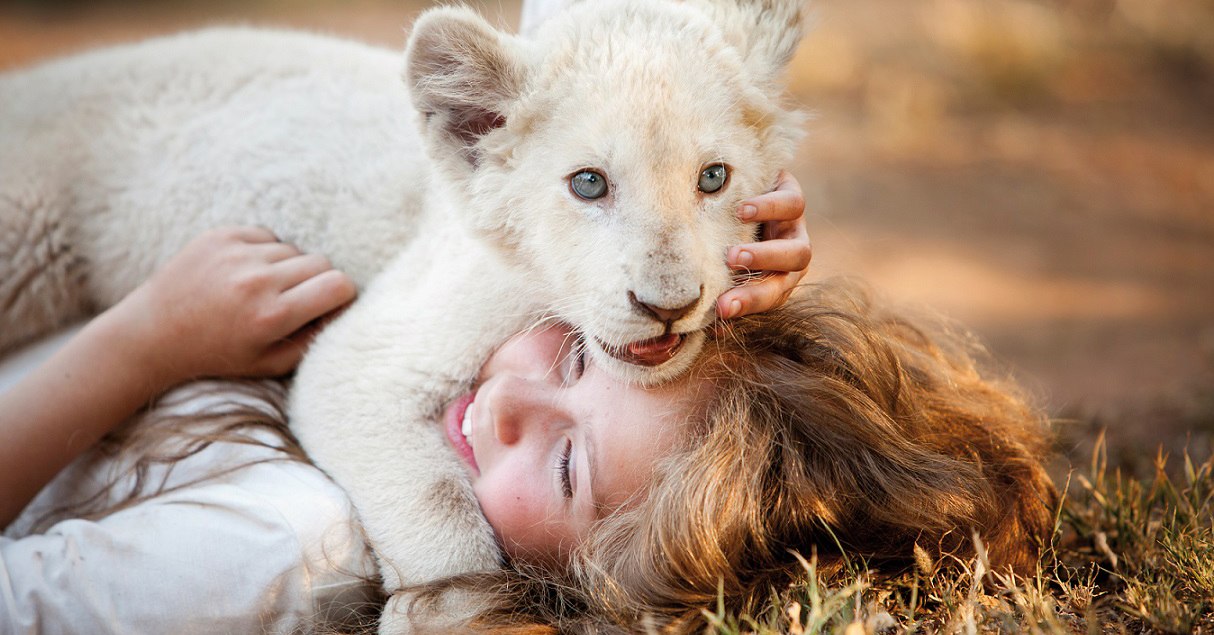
[
  {"x1": 0, "y1": 226, "x2": 356, "y2": 527},
  {"x1": 718, "y1": 170, "x2": 812, "y2": 318}
]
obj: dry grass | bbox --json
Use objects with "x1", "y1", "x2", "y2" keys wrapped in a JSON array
[{"x1": 704, "y1": 437, "x2": 1214, "y2": 635}]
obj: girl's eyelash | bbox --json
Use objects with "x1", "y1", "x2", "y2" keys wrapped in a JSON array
[
  {"x1": 558, "y1": 439, "x2": 574, "y2": 499},
  {"x1": 573, "y1": 334, "x2": 586, "y2": 378}
]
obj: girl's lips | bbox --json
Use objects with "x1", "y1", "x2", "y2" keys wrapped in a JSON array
[{"x1": 444, "y1": 392, "x2": 479, "y2": 474}]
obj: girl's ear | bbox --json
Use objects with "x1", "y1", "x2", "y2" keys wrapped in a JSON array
[{"x1": 405, "y1": 7, "x2": 528, "y2": 170}]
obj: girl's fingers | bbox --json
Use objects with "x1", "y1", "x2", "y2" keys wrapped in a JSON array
[
  {"x1": 728, "y1": 237, "x2": 812, "y2": 274},
  {"x1": 765, "y1": 214, "x2": 810, "y2": 242},
  {"x1": 738, "y1": 169, "x2": 805, "y2": 223},
  {"x1": 721, "y1": 169, "x2": 810, "y2": 318},
  {"x1": 222, "y1": 225, "x2": 280, "y2": 244},
  {"x1": 716, "y1": 273, "x2": 797, "y2": 319},
  {"x1": 248, "y1": 240, "x2": 304, "y2": 264},
  {"x1": 738, "y1": 188, "x2": 805, "y2": 223},
  {"x1": 253, "y1": 299, "x2": 350, "y2": 377},
  {"x1": 772, "y1": 169, "x2": 801, "y2": 195},
  {"x1": 273, "y1": 253, "x2": 337, "y2": 290},
  {"x1": 277, "y1": 269, "x2": 358, "y2": 333}
]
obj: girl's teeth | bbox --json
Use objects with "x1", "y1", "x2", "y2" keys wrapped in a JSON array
[{"x1": 461, "y1": 406, "x2": 473, "y2": 439}]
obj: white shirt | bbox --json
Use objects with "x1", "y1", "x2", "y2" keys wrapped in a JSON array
[{"x1": 1, "y1": 332, "x2": 378, "y2": 635}]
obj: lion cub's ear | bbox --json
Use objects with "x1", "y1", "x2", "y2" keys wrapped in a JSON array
[
  {"x1": 405, "y1": 7, "x2": 527, "y2": 171},
  {"x1": 688, "y1": 0, "x2": 805, "y2": 88}
]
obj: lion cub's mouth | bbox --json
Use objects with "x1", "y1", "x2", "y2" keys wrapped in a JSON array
[{"x1": 597, "y1": 333, "x2": 686, "y2": 367}]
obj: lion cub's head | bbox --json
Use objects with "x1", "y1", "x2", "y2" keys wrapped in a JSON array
[{"x1": 407, "y1": 0, "x2": 805, "y2": 383}]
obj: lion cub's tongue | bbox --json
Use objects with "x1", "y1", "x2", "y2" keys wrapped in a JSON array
[{"x1": 626, "y1": 334, "x2": 683, "y2": 366}]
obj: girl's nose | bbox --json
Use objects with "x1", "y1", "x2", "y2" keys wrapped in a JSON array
[{"x1": 489, "y1": 376, "x2": 554, "y2": 445}]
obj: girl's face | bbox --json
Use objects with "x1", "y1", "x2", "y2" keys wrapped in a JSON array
[{"x1": 443, "y1": 324, "x2": 701, "y2": 565}]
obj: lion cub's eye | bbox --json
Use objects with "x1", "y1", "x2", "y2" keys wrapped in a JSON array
[
  {"x1": 698, "y1": 164, "x2": 728, "y2": 194},
  {"x1": 570, "y1": 170, "x2": 608, "y2": 200}
]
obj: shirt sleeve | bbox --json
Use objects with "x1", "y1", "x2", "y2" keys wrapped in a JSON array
[{"x1": 0, "y1": 459, "x2": 376, "y2": 635}]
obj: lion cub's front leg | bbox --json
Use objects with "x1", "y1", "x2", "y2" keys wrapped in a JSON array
[{"x1": 289, "y1": 235, "x2": 533, "y2": 608}]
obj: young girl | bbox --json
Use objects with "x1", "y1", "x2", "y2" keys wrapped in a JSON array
[
  {"x1": 410, "y1": 283, "x2": 1056, "y2": 634},
  {"x1": 0, "y1": 177, "x2": 811, "y2": 633}
]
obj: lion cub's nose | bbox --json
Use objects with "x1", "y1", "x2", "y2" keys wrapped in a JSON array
[{"x1": 628, "y1": 288, "x2": 702, "y2": 326}]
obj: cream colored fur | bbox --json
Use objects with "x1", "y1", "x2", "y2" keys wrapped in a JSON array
[{"x1": 0, "y1": 0, "x2": 804, "y2": 631}]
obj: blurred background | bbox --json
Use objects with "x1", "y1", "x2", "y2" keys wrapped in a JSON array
[{"x1": 2, "y1": 0, "x2": 1211, "y2": 473}]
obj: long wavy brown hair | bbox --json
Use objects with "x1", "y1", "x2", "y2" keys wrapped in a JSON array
[{"x1": 404, "y1": 280, "x2": 1056, "y2": 634}]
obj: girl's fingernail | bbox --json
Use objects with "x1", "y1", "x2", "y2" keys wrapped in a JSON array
[
  {"x1": 740, "y1": 204, "x2": 757, "y2": 220},
  {"x1": 726, "y1": 299, "x2": 742, "y2": 318},
  {"x1": 736, "y1": 250, "x2": 754, "y2": 267}
]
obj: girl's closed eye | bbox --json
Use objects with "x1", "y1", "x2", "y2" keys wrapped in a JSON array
[
  {"x1": 562, "y1": 335, "x2": 587, "y2": 386},
  {"x1": 558, "y1": 439, "x2": 574, "y2": 499},
  {"x1": 573, "y1": 335, "x2": 587, "y2": 379}
]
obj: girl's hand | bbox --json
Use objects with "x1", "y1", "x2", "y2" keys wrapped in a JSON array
[
  {"x1": 717, "y1": 170, "x2": 812, "y2": 319},
  {"x1": 0, "y1": 226, "x2": 356, "y2": 526},
  {"x1": 113, "y1": 226, "x2": 357, "y2": 385}
]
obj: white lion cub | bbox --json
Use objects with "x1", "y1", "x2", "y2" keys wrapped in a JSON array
[{"x1": 0, "y1": 0, "x2": 804, "y2": 629}]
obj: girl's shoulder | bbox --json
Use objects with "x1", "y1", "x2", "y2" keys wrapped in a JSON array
[{"x1": 2, "y1": 380, "x2": 378, "y2": 635}]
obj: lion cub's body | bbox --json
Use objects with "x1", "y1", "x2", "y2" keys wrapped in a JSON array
[
  {"x1": 0, "y1": 29, "x2": 425, "y2": 342},
  {"x1": 0, "y1": 1, "x2": 803, "y2": 631}
]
